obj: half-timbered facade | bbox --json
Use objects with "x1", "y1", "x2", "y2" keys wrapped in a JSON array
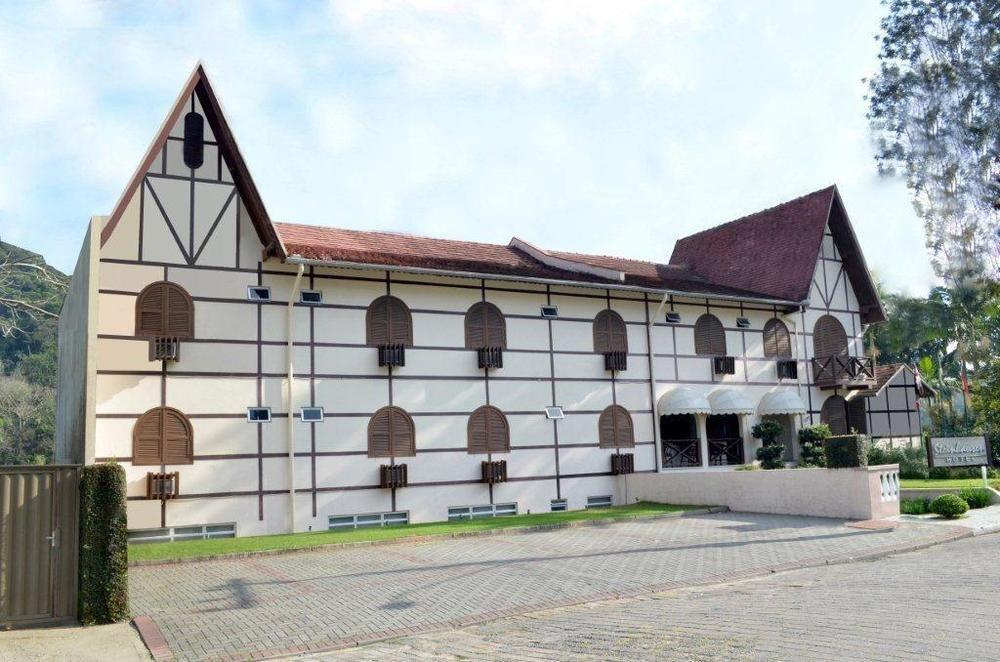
[{"x1": 56, "y1": 65, "x2": 921, "y2": 539}]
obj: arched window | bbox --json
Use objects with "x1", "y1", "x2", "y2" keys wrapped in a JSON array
[
  {"x1": 593, "y1": 309, "x2": 628, "y2": 354},
  {"x1": 464, "y1": 302, "x2": 506, "y2": 349},
  {"x1": 467, "y1": 405, "x2": 510, "y2": 454},
  {"x1": 135, "y1": 281, "x2": 194, "y2": 338},
  {"x1": 133, "y1": 407, "x2": 194, "y2": 465},
  {"x1": 762, "y1": 318, "x2": 792, "y2": 358},
  {"x1": 694, "y1": 314, "x2": 726, "y2": 356},
  {"x1": 368, "y1": 406, "x2": 416, "y2": 458},
  {"x1": 813, "y1": 315, "x2": 848, "y2": 358},
  {"x1": 366, "y1": 296, "x2": 413, "y2": 347},
  {"x1": 598, "y1": 405, "x2": 635, "y2": 449},
  {"x1": 820, "y1": 395, "x2": 847, "y2": 435}
]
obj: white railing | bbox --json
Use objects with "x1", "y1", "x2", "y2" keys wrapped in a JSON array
[{"x1": 878, "y1": 468, "x2": 900, "y2": 502}]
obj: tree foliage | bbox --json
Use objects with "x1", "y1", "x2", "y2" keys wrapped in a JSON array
[{"x1": 867, "y1": 0, "x2": 1000, "y2": 280}]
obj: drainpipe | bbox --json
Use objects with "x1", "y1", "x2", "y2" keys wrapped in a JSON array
[
  {"x1": 647, "y1": 292, "x2": 670, "y2": 473},
  {"x1": 287, "y1": 264, "x2": 305, "y2": 533}
]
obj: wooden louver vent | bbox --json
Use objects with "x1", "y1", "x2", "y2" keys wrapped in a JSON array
[
  {"x1": 478, "y1": 346, "x2": 503, "y2": 369},
  {"x1": 378, "y1": 344, "x2": 406, "y2": 367},
  {"x1": 146, "y1": 472, "x2": 180, "y2": 500},
  {"x1": 367, "y1": 295, "x2": 413, "y2": 347},
  {"x1": 481, "y1": 460, "x2": 508, "y2": 484},
  {"x1": 136, "y1": 281, "x2": 195, "y2": 340},
  {"x1": 183, "y1": 111, "x2": 205, "y2": 169},
  {"x1": 694, "y1": 314, "x2": 727, "y2": 356},
  {"x1": 594, "y1": 309, "x2": 628, "y2": 355},
  {"x1": 611, "y1": 453, "x2": 635, "y2": 475},
  {"x1": 763, "y1": 318, "x2": 792, "y2": 358},
  {"x1": 468, "y1": 406, "x2": 511, "y2": 454},
  {"x1": 713, "y1": 356, "x2": 736, "y2": 375},
  {"x1": 379, "y1": 464, "x2": 408, "y2": 489},
  {"x1": 777, "y1": 359, "x2": 798, "y2": 380},
  {"x1": 133, "y1": 407, "x2": 194, "y2": 466},
  {"x1": 150, "y1": 336, "x2": 180, "y2": 362},
  {"x1": 598, "y1": 405, "x2": 635, "y2": 449},
  {"x1": 604, "y1": 350, "x2": 627, "y2": 371},
  {"x1": 368, "y1": 406, "x2": 416, "y2": 458}
]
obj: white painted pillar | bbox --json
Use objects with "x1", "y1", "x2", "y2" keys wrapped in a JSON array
[
  {"x1": 740, "y1": 414, "x2": 754, "y2": 465},
  {"x1": 697, "y1": 413, "x2": 710, "y2": 468}
]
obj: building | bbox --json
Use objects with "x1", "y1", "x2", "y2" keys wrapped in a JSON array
[
  {"x1": 860, "y1": 363, "x2": 936, "y2": 448},
  {"x1": 56, "y1": 65, "x2": 922, "y2": 541}
]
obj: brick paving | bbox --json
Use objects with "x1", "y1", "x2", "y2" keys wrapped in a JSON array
[
  {"x1": 128, "y1": 513, "x2": 965, "y2": 661},
  {"x1": 314, "y1": 530, "x2": 1000, "y2": 661}
]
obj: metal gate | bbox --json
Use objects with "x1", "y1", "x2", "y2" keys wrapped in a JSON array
[{"x1": 0, "y1": 466, "x2": 79, "y2": 627}]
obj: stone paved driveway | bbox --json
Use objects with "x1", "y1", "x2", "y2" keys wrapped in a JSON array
[
  {"x1": 314, "y1": 530, "x2": 1000, "y2": 661},
  {"x1": 129, "y1": 513, "x2": 964, "y2": 661}
]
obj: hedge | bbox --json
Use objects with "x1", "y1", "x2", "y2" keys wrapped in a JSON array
[
  {"x1": 824, "y1": 434, "x2": 868, "y2": 469},
  {"x1": 79, "y1": 463, "x2": 129, "y2": 625}
]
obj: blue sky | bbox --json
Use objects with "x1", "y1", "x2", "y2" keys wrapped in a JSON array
[{"x1": 0, "y1": 0, "x2": 935, "y2": 294}]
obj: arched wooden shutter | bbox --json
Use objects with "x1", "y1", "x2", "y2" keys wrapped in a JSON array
[
  {"x1": 467, "y1": 405, "x2": 511, "y2": 454},
  {"x1": 135, "y1": 281, "x2": 194, "y2": 338},
  {"x1": 465, "y1": 302, "x2": 507, "y2": 349},
  {"x1": 593, "y1": 310, "x2": 628, "y2": 353},
  {"x1": 599, "y1": 405, "x2": 635, "y2": 449},
  {"x1": 694, "y1": 314, "x2": 726, "y2": 356},
  {"x1": 762, "y1": 318, "x2": 792, "y2": 358},
  {"x1": 821, "y1": 396, "x2": 848, "y2": 435},
  {"x1": 813, "y1": 315, "x2": 848, "y2": 358},
  {"x1": 366, "y1": 296, "x2": 413, "y2": 347},
  {"x1": 368, "y1": 406, "x2": 416, "y2": 458},
  {"x1": 133, "y1": 407, "x2": 193, "y2": 465}
]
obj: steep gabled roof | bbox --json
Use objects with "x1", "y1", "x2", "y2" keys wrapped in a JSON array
[
  {"x1": 99, "y1": 63, "x2": 283, "y2": 257},
  {"x1": 668, "y1": 185, "x2": 885, "y2": 323}
]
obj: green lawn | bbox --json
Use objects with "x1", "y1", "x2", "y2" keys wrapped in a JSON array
[
  {"x1": 900, "y1": 478, "x2": 1000, "y2": 489},
  {"x1": 129, "y1": 501, "x2": 701, "y2": 563}
]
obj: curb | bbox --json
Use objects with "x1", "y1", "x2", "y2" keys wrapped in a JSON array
[
  {"x1": 129, "y1": 506, "x2": 728, "y2": 567},
  {"x1": 133, "y1": 615, "x2": 172, "y2": 661}
]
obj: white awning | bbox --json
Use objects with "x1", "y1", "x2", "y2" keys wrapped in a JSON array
[
  {"x1": 757, "y1": 390, "x2": 807, "y2": 416},
  {"x1": 658, "y1": 387, "x2": 711, "y2": 416},
  {"x1": 707, "y1": 389, "x2": 755, "y2": 416}
]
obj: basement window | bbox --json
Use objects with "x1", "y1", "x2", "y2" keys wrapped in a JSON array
[
  {"x1": 248, "y1": 286, "x2": 271, "y2": 302},
  {"x1": 300, "y1": 407, "x2": 324, "y2": 422},
  {"x1": 448, "y1": 503, "x2": 517, "y2": 521},
  {"x1": 665, "y1": 311, "x2": 681, "y2": 324},
  {"x1": 329, "y1": 511, "x2": 408, "y2": 530},
  {"x1": 247, "y1": 407, "x2": 271, "y2": 423},
  {"x1": 736, "y1": 317, "x2": 751, "y2": 328},
  {"x1": 540, "y1": 305, "x2": 559, "y2": 319},
  {"x1": 550, "y1": 499, "x2": 568, "y2": 512},
  {"x1": 544, "y1": 406, "x2": 565, "y2": 420},
  {"x1": 586, "y1": 495, "x2": 613, "y2": 509},
  {"x1": 300, "y1": 290, "x2": 322, "y2": 305},
  {"x1": 128, "y1": 522, "x2": 235, "y2": 544}
]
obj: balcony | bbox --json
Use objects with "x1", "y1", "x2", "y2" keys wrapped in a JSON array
[
  {"x1": 713, "y1": 356, "x2": 736, "y2": 375},
  {"x1": 812, "y1": 355, "x2": 876, "y2": 390},
  {"x1": 379, "y1": 464, "x2": 408, "y2": 488},
  {"x1": 149, "y1": 336, "x2": 180, "y2": 361}
]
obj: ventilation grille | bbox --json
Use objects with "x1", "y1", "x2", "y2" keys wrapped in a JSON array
[
  {"x1": 611, "y1": 453, "x2": 635, "y2": 475},
  {"x1": 145, "y1": 472, "x2": 180, "y2": 500},
  {"x1": 777, "y1": 359, "x2": 798, "y2": 380},
  {"x1": 149, "y1": 336, "x2": 180, "y2": 362},
  {"x1": 379, "y1": 463, "x2": 408, "y2": 489},
  {"x1": 378, "y1": 344, "x2": 406, "y2": 367},
  {"x1": 478, "y1": 346, "x2": 504, "y2": 369},
  {"x1": 604, "y1": 351, "x2": 628, "y2": 371},
  {"x1": 481, "y1": 460, "x2": 508, "y2": 484},
  {"x1": 713, "y1": 356, "x2": 736, "y2": 375}
]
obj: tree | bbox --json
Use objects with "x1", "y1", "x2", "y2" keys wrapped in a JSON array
[
  {"x1": 867, "y1": 0, "x2": 1000, "y2": 281},
  {"x1": 0, "y1": 376, "x2": 55, "y2": 464},
  {"x1": 0, "y1": 242, "x2": 67, "y2": 376}
]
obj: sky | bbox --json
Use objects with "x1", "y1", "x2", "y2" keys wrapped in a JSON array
[{"x1": 0, "y1": 0, "x2": 937, "y2": 295}]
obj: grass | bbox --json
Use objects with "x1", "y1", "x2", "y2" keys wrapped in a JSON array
[
  {"x1": 900, "y1": 478, "x2": 1000, "y2": 489},
  {"x1": 128, "y1": 501, "x2": 701, "y2": 563}
]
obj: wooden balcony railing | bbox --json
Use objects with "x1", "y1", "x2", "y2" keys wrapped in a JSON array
[
  {"x1": 708, "y1": 438, "x2": 744, "y2": 466},
  {"x1": 662, "y1": 438, "x2": 700, "y2": 468},
  {"x1": 811, "y1": 355, "x2": 876, "y2": 389}
]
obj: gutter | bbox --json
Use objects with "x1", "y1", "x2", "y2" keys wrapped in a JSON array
[
  {"x1": 286, "y1": 263, "x2": 305, "y2": 533},
  {"x1": 282, "y1": 255, "x2": 804, "y2": 309}
]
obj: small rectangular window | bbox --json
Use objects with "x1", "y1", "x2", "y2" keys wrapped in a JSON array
[
  {"x1": 248, "y1": 286, "x2": 271, "y2": 301},
  {"x1": 448, "y1": 503, "x2": 517, "y2": 521},
  {"x1": 328, "y1": 511, "x2": 408, "y2": 530},
  {"x1": 247, "y1": 407, "x2": 271, "y2": 422},
  {"x1": 300, "y1": 407, "x2": 324, "y2": 422},
  {"x1": 544, "y1": 406, "x2": 564, "y2": 420},
  {"x1": 550, "y1": 499, "x2": 568, "y2": 512},
  {"x1": 586, "y1": 495, "x2": 613, "y2": 509},
  {"x1": 300, "y1": 290, "x2": 322, "y2": 305},
  {"x1": 540, "y1": 305, "x2": 559, "y2": 318},
  {"x1": 736, "y1": 317, "x2": 751, "y2": 328},
  {"x1": 665, "y1": 311, "x2": 681, "y2": 324}
]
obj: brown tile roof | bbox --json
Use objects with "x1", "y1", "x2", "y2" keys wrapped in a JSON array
[
  {"x1": 856, "y1": 363, "x2": 906, "y2": 397},
  {"x1": 276, "y1": 223, "x2": 783, "y2": 300}
]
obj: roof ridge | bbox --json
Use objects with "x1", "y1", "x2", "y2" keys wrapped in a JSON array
[{"x1": 275, "y1": 222, "x2": 514, "y2": 251}]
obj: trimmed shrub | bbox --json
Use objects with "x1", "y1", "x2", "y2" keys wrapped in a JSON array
[
  {"x1": 797, "y1": 424, "x2": 829, "y2": 467},
  {"x1": 900, "y1": 498, "x2": 931, "y2": 515},
  {"x1": 929, "y1": 494, "x2": 969, "y2": 519},
  {"x1": 958, "y1": 487, "x2": 992, "y2": 509},
  {"x1": 79, "y1": 463, "x2": 129, "y2": 625},
  {"x1": 752, "y1": 419, "x2": 785, "y2": 470},
  {"x1": 824, "y1": 434, "x2": 868, "y2": 469}
]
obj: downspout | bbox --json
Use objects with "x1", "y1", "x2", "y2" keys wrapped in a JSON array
[
  {"x1": 287, "y1": 263, "x2": 305, "y2": 533},
  {"x1": 647, "y1": 292, "x2": 670, "y2": 473}
]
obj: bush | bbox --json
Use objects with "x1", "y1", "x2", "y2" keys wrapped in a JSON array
[
  {"x1": 798, "y1": 424, "x2": 829, "y2": 467},
  {"x1": 752, "y1": 419, "x2": 785, "y2": 470},
  {"x1": 78, "y1": 463, "x2": 129, "y2": 625},
  {"x1": 735, "y1": 463, "x2": 760, "y2": 471},
  {"x1": 929, "y1": 494, "x2": 969, "y2": 519},
  {"x1": 900, "y1": 498, "x2": 931, "y2": 515},
  {"x1": 958, "y1": 487, "x2": 992, "y2": 509},
  {"x1": 824, "y1": 434, "x2": 868, "y2": 469},
  {"x1": 928, "y1": 465, "x2": 997, "y2": 480},
  {"x1": 898, "y1": 445, "x2": 929, "y2": 479}
]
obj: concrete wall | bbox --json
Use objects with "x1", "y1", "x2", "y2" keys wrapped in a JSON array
[
  {"x1": 630, "y1": 464, "x2": 901, "y2": 520},
  {"x1": 55, "y1": 220, "x2": 99, "y2": 465}
]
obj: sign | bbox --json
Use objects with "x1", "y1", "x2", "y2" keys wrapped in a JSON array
[{"x1": 928, "y1": 436, "x2": 989, "y2": 468}]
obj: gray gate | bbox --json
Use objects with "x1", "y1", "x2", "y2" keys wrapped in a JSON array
[{"x1": 0, "y1": 466, "x2": 79, "y2": 627}]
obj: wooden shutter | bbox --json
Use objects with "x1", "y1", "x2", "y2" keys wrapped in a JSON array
[
  {"x1": 821, "y1": 396, "x2": 848, "y2": 435},
  {"x1": 694, "y1": 314, "x2": 726, "y2": 356},
  {"x1": 813, "y1": 315, "x2": 848, "y2": 358},
  {"x1": 593, "y1": 310, "x2": 627, "y2": 353},
  {"x1": 390, "y1": 407, "x2": 416, "y2": 457},
  {"x1": 133, "y1": 408, "x2": 164, "y2": 465},
  {"x1": 763, "y1": 319, "x2": 791, "y2": 358},
  {"x1": 368, "y1": 407, "x2": 392, "y2": 457},
  {"x1": 367, "y1": 296, "x2": 412, "y2": 347},
  {"x1": 467, "y1": 406, "x2": 510, "y2": 454},
  {"x1": 369, "y1": 406, "x2": 415, "y2": 458},
  {"x1": 135, "y1": 281, "x2": 194, "y2": 338},
  {"x1": 599, "y1": 405, "x2": 634, "y2": 449},
  {"x1": 464, "y1": 302, "x2": 507, "y2": 350},
  {"x1": 161, "y1": 408, "x2": 194, "y2": 464},
  {"x1": 133, "y1": 407, "x2": 193, "y2": 465}
]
